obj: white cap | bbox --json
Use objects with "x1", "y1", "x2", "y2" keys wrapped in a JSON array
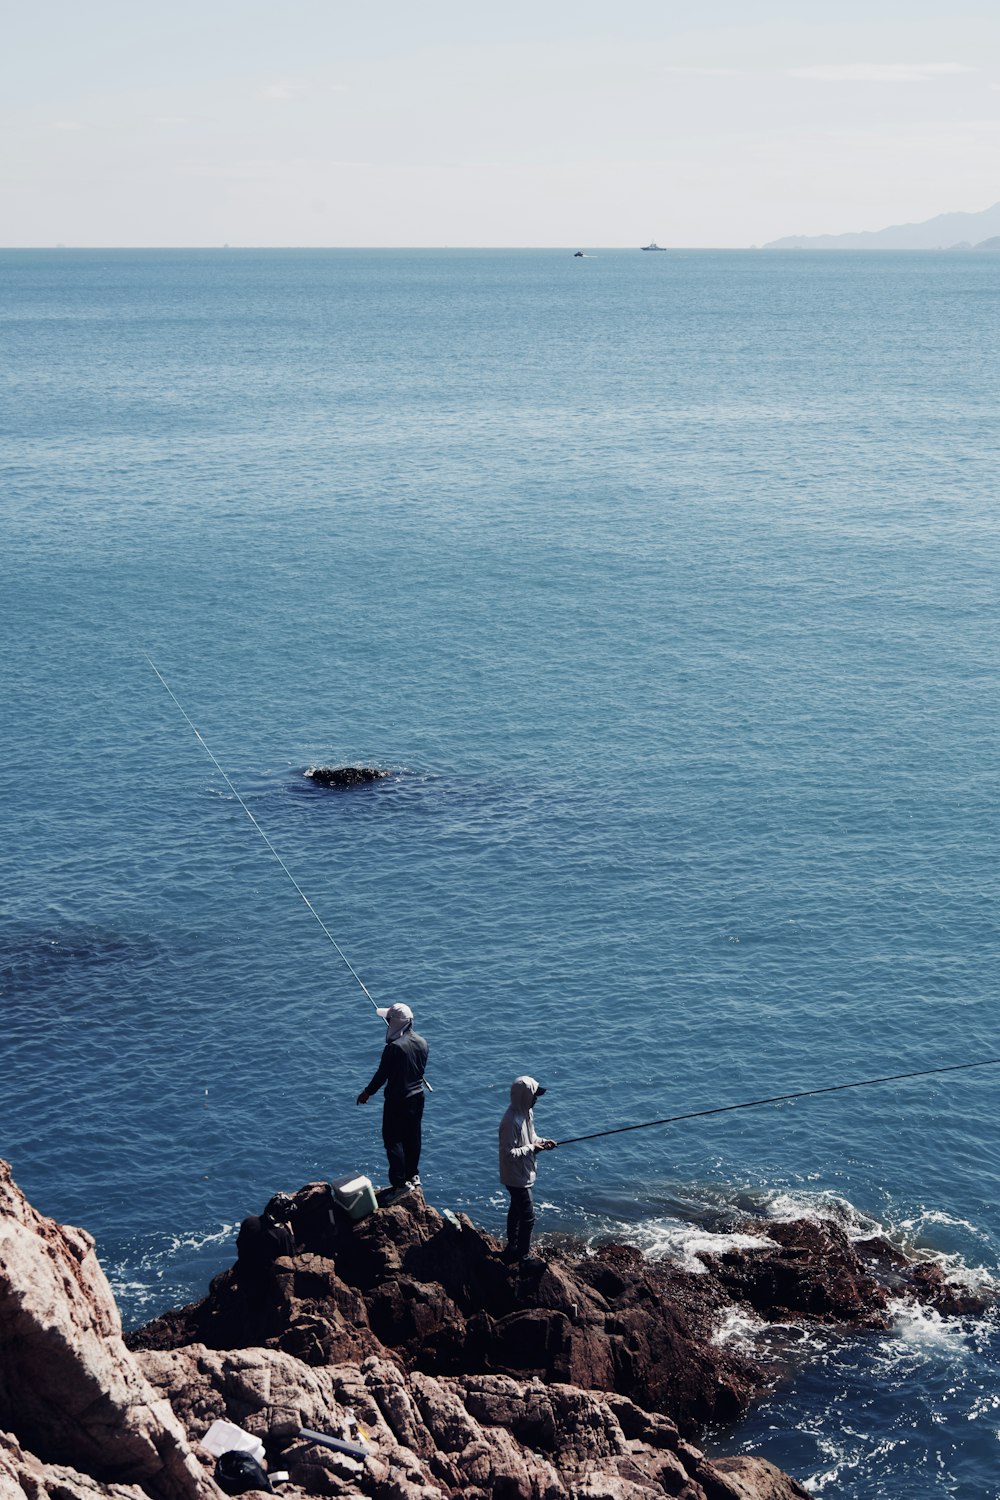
[
  {"x1": 377, "y1": 1003, "x2": 413, "y2": 1023},
  {"x1": 378, "y1": 1003, "x2": 414, "y2": 1040}
]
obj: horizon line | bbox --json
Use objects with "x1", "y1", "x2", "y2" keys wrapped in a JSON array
[{"x1": 1, "y1": 243, "x2": 992, "y2": 253}]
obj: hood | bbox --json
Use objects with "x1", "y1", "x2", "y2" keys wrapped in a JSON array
[
  {"x1": 264, "y1": 1192, "x2": 295, "y2": 1224},
  {"x1": 510, "y1": 1075, "x2": 545, "y2": 1112},
  {"x1": 378, "y1": 1003, "x2": 413, "y2": 1042}
]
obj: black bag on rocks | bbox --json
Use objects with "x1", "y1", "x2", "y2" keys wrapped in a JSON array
[{"x1": 214, "y1": 1450, "x2": 274, "y2": 1494}]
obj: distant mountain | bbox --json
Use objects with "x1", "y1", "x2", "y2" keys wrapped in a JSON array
[{"x1": 764, "y1": 201, "x2": 1000, "y2": 250}]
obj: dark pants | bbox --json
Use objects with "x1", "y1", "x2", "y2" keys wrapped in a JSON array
[
  {"x1": 382, "y1": 1092, "x2": 424, "y2": 1187},
  {"x1": 505, "y1": 1185, "x2": 535, "y2": 1260}
]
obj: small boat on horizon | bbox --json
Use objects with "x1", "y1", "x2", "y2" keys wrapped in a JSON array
[{"x1": 641, "y1": 241, "x2": 667, "y2": 251}]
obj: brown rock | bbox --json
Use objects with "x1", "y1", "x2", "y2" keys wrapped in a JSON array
[
  {"x1": 908, "y1": 1259, "x2": 991, "y2": 1317},
  {"x1": 137, "y1": 1330, "x2": 811, "y2": 1500},
  {"x1": 136, "y1": 1344, "x2": 357, "y2": 1450},
  {"x1": 698, "y1": 1220, "x2": 890, "y2": 1328},
  {"x1": 0, "y1": 1159, "x2": 819, "y2": 1500},
  {"x1": 0, "y1": 1162, "x2": 208, "y2": 1499},
  {"x1": 132, "y1": 1178, "x2": 986, "y2": 1459},
  {"x1": 0, "y1": 1428, "x2": 152, "y2": 1500},
  {"x1": 712, "y1": 1456, "x2": 813, "y2": 1499}
]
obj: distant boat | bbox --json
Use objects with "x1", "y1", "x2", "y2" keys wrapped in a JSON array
[
  {"x1": 573, "y1": 251, "x2": 585, "y2": 257},
  {"x1": 641, "y1": 241, "x2": 667, "y2": 252}
]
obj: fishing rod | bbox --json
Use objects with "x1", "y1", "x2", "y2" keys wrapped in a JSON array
[
  {"x1": 144, "y1": 656, "x2": 428, "y2": 1076},
  {"x1": 554, "y1": 1055, "x2": 1000, "y2": 1146}
]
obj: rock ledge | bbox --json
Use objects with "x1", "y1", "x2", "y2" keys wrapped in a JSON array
[{"x1": 5, "y1": 1166, "x2": 985, "y2": 1499}]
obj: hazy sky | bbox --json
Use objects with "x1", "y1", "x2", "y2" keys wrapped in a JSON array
[{"x1": 4, "y1": 0, "x2": 1000, "y2": 246}]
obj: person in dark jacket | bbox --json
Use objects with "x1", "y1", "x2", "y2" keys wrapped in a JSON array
[
  {"x1": 236, "y1": 1191, "x2": 296, "y2": 1306},
  {"x1": 357, "y1": 1003, "x2": 428, "y2": 1193}
]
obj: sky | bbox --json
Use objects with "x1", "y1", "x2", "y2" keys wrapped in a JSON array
[{"x1": 3, "y1": 0, "x2": 1000, "y2": 247}]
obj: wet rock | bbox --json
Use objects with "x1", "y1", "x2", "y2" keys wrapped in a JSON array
[
  {"x1": 907, "y1": 1259, "x2": 991, "y2": 1317},
  {"x1": 304, "y1": 766, "x2": 389, "y2": 788},
  {"x1": 692, "y1": 1218, "x2": 893, "y2": 1329}
]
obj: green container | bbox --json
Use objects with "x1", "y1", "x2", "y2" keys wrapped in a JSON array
[{"x1": 332, "y1": 1173, "x2": 378, "y2": 1222}]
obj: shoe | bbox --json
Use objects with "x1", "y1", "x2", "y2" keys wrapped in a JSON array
[
  {"x1": 376, "y1": 1184, "x2": 407, "y2": 1206},
  {"x1": 377, "y1": 1178, "x2": 421, "y2": 1208},
  {"x1": 516, "y1": 1256, "x2": 546, "y2": 1273}
]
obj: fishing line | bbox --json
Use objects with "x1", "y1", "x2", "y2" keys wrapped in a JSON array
[
  {"x1": 144, "y1": 653, "x2": 382, "y2": 1013},
  {"x1": 555, "y1": 1055, "x2": 1000, "y2": 1146}
]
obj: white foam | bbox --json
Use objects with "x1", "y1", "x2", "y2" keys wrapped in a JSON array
[
  {"x1": 762, "y1": 1189, "x2": 882, "y2": 1240},
  {"x1": 710, "y1": 1305, "x2": 765, "y2": 1349},
  {"x1": 932, "y1": 1254, "x2": 998, "y2": 1298},
  {"x1": 966, "y1": 1391, "x2": 1000, "y2": 1422},
  {"x1": 900, "y1": 1209, "x2": 983, "y2": 1238},
  {"x1": 629, "y1": 1220, "x2": 777, "y2": 1274},
  {"x1": 108, "y1": 1278, "x2": 155, "y2": 1297},
  {"x1": 164, "y1": 1223, "x2": 237, "y2": 1256},
  {"x1": 758, "y1": 1190, "x2": 1000, "y2": 1309},
  {"x1": 807, "y1": 1435, "x2": 904, "y2": 1495},
  {"x1": 866, "y1": 1202, "x2": 1000, "y2": 1303},
  {"x1": 886, "y1": 1297, "x2": 977, "y2": 1356}
]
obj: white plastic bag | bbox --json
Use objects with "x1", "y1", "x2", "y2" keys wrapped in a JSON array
[{"x1": 201, "y1": 1419, "x2": 266, "y2": 1464}]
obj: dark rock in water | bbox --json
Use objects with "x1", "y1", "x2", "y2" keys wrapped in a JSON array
[{"x1": 304, "y1": 766, "x2": 389, "y2": 788}]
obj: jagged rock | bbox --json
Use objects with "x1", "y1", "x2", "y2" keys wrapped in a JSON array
[
  {"x1": 0, "y1": 1427, "x2": 152, "y2": 1499},
  {"x1": 133, "y1": 1180, "x2": 940, "y2": 1498},
  {"x1": 304, "y1": 767, "x2": 389, "y2": 788},
  {"x1": 137, "y1": 1343, "x2": 806, "y2": 1500},
  {"x1": 711, "y1": 1457, "x2": 813, "y2": 1499},
  {"x1": 690, "y1": 1217, "x2": 891, "y2": 1327},
  {"x1": 0, "y1": 1162, "x2": 208, "y2": 1499},
  {"x1": 907, "y1": 1258, "x2": 990, "y2": 1317},
  {"x1": 15, "y1": 1156, "x2": 974, "y2": 1500},
  {"x1": 131, "y1": 1182, "x2": 989, "y2": 1446}
]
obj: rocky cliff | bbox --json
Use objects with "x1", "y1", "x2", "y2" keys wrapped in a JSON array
[
  {"x1": 2, "y1": 1164, "x2": 985, "y2": 1500},
  {"x1": 0, "y1": 1159, "x2": 209, "y2": 1500}
]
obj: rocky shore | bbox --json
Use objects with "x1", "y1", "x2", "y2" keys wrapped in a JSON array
[{"x1": 1, "y1": 1160, "x2": 987, "y2": 1500}]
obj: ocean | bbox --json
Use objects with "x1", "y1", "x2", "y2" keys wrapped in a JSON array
[{"x1": 3, "y1": 246, "x2": 999, "y2": 1497}]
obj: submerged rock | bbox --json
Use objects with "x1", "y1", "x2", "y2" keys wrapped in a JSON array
[{"x1": 304, "y1": 766, "x2": 390, "y2": 788}]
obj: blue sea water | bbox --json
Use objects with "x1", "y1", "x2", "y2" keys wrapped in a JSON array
[{"x1": 3, "y1": 247, "x2": 1000, "y2": 1497}]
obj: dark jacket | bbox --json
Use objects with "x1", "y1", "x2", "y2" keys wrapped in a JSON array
[
  {"x1": 365, "y1": 1030, "x2": 428, "y2": 1102},
  {"x1": 236, "y1": 1214, "x2": 294, "y2": 1280}
]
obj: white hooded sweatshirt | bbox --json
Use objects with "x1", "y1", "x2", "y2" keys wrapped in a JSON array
[{"x1": 499, "y1": 1076, "x2": 545, "y2": 1188}]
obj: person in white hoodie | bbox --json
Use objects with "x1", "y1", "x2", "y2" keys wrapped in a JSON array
[{"x1": 498, "y1": 1075, "x2": 556, "y2": 1264}]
